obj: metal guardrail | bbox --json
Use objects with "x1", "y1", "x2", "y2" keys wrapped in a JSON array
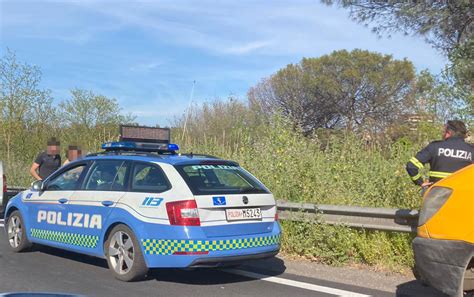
[
  {"x1": 277, "y1": 200, "x2": 419, "y2": 233},
  {"x1": 6, "y1": 186, "x2": 28, "y2": 192},
  {"x1": 1, "y1": 188, "x2": 419, "y2": 233}
]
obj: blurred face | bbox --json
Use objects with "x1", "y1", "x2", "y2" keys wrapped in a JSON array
[
  {"x1": 442, "y1": 125, "x2": 453, "y2": 140},
  {"x1": 47, "y1": 144, "x2": 60, "y2": 155},
  {"x1": 67, "y1": 149, "x2": 82, "y2": 161}
]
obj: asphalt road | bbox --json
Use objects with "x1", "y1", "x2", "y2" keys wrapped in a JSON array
[{"x1": 0, "y1": 218, "x2": 445, "y2": 297}]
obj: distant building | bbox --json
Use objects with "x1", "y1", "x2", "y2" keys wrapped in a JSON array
[{"x1": 403, "y1": 114, "x2": 435, "y2": 131}]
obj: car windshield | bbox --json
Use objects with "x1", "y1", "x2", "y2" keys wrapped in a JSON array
[{"x1": 174, "y1": 164, "x2": 269, "y2": 195}]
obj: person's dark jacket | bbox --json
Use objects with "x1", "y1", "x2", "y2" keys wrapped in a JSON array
[
  {"x1": 35, "y1": 152, "x2": 61, "y2": 179},
  {"x1": 406, "y1": 136, "x2": 474, "y2": 186}
]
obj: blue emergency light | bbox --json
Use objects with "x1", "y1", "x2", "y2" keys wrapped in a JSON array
[
  {"x1": 102, "y1": 141, "x2": 136, "y2": 150},
  {"x1": 101, "y1": 141, "x2": 180, "y2": 152},
  {"x1": 167, "y1": 143, "x2": 180, "y2": 151}
]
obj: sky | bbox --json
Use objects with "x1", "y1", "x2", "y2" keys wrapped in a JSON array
[{"x1": 0, "y1": 0, "x2": 447, "y2": 127}]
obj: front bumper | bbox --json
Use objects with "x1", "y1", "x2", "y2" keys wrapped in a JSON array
[{"x1": 413, "y1": 237, "x2": 474, "y2": 296}]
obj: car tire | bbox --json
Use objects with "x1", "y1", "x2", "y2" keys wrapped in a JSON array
[
  {"x1": 104, "y1": 224, "x2": 148, "y2": 282},
  {"x1": 6, "y1": 210, "x2": 32, "y2": 252}
]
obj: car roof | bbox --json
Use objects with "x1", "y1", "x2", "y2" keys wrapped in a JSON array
[{"x1": 79, "y1": 152, "x2": 239, "y2": 166}]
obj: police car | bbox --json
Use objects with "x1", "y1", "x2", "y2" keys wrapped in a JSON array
[{"x1": 3, "y1": 126, "x2": 280, "y2": 281}]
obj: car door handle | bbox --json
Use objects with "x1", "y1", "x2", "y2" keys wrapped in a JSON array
[
  {"x1": 58, "y1": 198, "x2": 68, "y2": 204},
  {"x1": 102, "y1": 200, "x2": 114, "y2": 207}
]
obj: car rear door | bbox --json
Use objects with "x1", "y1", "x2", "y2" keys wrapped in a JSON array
[{"x1": 116, "y1": 161, "x2": 173, "y2": 224}]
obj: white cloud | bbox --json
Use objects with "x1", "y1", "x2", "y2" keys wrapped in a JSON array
[
  {"x1": 2, "y1": 0, "x2": 447, "y2": 67},
  {"x1": 62, "y1": 1, "x2": 346, "y2": 56},
  {"x1": 129, "y1": 62, "x2": 165, "y2": 72},
  {"x1": 224, "y1": 40, "x2": 273, "y2": 55}
]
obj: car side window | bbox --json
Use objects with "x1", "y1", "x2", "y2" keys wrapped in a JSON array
[
  {"x1": 131, "y1": 163, "x2": 170, "y2": 193},
  {"x1": 47, "y1": 165, "x2": 86, "y2": 191},
  {"x1": 84, "y1": 160, "x2": 128, "y2": 191}
]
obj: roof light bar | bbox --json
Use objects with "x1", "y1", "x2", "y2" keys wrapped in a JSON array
[{"x1": 101, "y1": 141, "x2": 179, "y2": 152}]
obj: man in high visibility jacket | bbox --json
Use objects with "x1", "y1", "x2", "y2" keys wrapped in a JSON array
[{"x1": 406, "y1": 120, "x2": 473, "y2": 189}]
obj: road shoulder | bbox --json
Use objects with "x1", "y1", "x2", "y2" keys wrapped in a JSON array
[{"x1": 242, "y1": 254, "x2": 447, "y2": 296}]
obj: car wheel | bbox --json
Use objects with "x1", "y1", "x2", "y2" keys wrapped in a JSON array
[
  {"x1": 105, "y1": 224, "x2": 148, "y2": 281},
  {"x1": 6, "y1": 210, "x2": 31, "y2": 252},
  {"x1": 463, "y1": 259, "x2": 474, "y2": 295}
]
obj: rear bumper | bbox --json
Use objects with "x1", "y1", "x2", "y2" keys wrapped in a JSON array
[
  {"x1": 141, "y1": 222, "x2": 281, "y2": 268},
  {"x1": 188, "y1": 249, "x2": 279, "y2": 268},
  {"x1": 413, "y1": 237, "x2": 474, "y2": 296}
]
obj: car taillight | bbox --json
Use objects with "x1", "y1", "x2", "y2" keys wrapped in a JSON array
[
  {"x1": 2, "y1": 174, "x2": 6, "y2": 193},
  {"x1": 166, "y1": 200, "x2": 201, "y2": 226},
  {"x1": 418, "y1": 186, "x2": 452, "y2": 226},
  {"x1": 275, "y1": 212, "x2": 279, "y2": 221}
]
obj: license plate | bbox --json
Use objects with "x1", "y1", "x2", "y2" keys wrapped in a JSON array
[{"x1": 225, "y1": 208, "x2": 262, "y2": 221}]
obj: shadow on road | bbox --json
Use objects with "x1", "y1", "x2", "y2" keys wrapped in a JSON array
[
  {"x1": 147, "y1": 257, "x2": 287, "y2": 285},
  {"x1": 31, "y1": 245, "x2": 109, "y2": 269},
  {"x1": 396, "y1": 280, "x2": 447, "y2": 297},
  {"x1": 148, "y1": 268, "x2": 253, "y2": 285},
  {"x1": 240, "y1": 256, "x2": 287, "y2": 276}
]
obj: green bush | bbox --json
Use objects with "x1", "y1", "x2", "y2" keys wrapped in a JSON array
[
  {"x1": 280, "y1": 220, "x2": 414, "y2": 271},
  {"x1": 177, "y1": 116, "x2": 423, "y2": 209}
]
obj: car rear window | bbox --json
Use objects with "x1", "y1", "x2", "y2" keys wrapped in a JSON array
[{"x1": 174, "y1": 164, "x2": 269, "y2": 195}]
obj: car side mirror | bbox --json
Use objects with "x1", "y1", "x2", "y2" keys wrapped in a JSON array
[{"x1": 31, "y1": 180, "x2": 46, "y2": 191}]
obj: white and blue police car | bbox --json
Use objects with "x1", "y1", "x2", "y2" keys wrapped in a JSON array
[{"x1": 3, "y1": 126, "x2": 280, "y2": 281}]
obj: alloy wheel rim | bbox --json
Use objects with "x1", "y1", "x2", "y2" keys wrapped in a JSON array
[
  {"x1": 108, "y1": 231, "x2": 134, "y2": 275},
  {"x1": 7, "y1": 216, "x2": 22, "y2": 248}
]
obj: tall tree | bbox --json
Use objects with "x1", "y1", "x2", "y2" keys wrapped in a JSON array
[
  {"x1": 323, "y1": 0, "x2": 472, "y2": 54},
  {"x1": 323, "y1": 0, "x2": 473, "y2": 115},
  {"x1": 249, "y1": 49, "x2": 416, "y2": 135},
  {"x1": 0, "y1": 49, "x2": 55, "y2": 163},
  {"x1": 59, "y1": 89, "x2": 135, "y2": 150}
]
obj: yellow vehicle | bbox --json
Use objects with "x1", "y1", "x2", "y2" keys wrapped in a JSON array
[{"x1": 413, "y1": 164, "x2": 474, "y2": 297}]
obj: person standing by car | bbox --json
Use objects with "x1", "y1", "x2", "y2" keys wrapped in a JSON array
[
  {"x1": 406, "y1": 120, "x2": 474, "y2": 193},
  {"x1": 63, "y1": 145, "x2": 82, "y2": 166},
  {"x1": 30, "y1": 137, "x2": 62, "y2": 180}
]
